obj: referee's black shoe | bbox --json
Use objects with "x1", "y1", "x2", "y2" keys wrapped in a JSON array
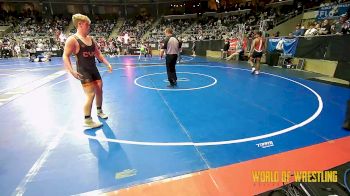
[{"x1": 167, "y1": 81, "x2": 177, "y2": 88}]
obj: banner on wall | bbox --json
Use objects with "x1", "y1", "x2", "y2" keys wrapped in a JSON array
[
  {"x1": 267, "y1": 37, "x2": 298, "y2": 56},
  {"x1": 316, "y1": 2, "x2": 350, "y2": 20}
]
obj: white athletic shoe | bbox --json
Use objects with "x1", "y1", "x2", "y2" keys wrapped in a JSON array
[
  {"x1": 251, "y1": 67, "x2": 256, "y2": 74},
  {"x1": 97, "y1": 111, "x2": 108, "y2": 119},
  {"x1": 84, "y1": 118, "x2": 102, "y2": 128},
  {"x1": 254, "y1": 70, "x2": 260, "y2": 75}
]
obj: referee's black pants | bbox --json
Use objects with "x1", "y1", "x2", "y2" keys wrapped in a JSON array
[{"x1": 166, "y1": 54, "x2": 178, "y2": 84}]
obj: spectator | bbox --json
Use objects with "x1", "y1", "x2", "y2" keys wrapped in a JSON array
[
  {"x1": 292, "y1": 24, "x2": 304, "y2": 36},
  {"x1": 222, "y1": 39, "x2": 230, "y2": 59},
  {"x1": 319, "y1": 19, "x2": 331, "y2": 35},
  {"x1": 340, "y1": 14, "x2": 350, "y2": 34},
  {"x1": 304, "y1": 24, "x2": 318, "y2": 36},
  {"x1": 192, "y1": 41, "x2": 196, "y2": 56},
  {"x1": 226, "y1": 40, "x2": 244, "y2": 61}
]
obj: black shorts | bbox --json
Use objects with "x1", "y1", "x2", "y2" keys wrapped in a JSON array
[
  {"x1": 78, "y1": 66, "x2": 101, "y2": 84},
  {"x1": 252, "y1": 51, "x2": 263, "y2": 58}
]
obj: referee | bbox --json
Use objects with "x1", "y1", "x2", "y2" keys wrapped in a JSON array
[{"x1": 160, "y1": 28, "x2": 180, "y2": 87}]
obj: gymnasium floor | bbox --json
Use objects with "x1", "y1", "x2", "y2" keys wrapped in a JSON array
[{"x1": 0, "y1": 55, "x2": 349, "y2": 196}]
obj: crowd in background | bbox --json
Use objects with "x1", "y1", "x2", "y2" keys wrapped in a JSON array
[{"x1": 0, "y1": 0, "x2": 349, "y2": 58}]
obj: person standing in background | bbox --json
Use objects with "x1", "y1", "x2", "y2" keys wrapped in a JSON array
[
  {"x1": 192, "y1": 41, "x2": 196, "y2": 56},
  {"x1": 222, "y1": 39, "x2": 230, "y2": 59},
  {"x1": 160, "y1": 28, "x2": 180, "y2": 87},
  {"x1": 177, "y1": 37, "x2": 183, "y2": 63},
  {"x1": 249, "y1": 31, "x2": 265, "y2": 75}
]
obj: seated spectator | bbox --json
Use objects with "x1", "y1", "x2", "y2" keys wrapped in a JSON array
[
  {"x1": 30, "y1": 52, "x2": 52, "y2": 62},
  {"x1": 226, "y1": 40, "x2": 244, "y2": 61},
  {"x1": 340, "y1": 14, "x2": 350, "y2": 34},
  {"x1": 292, "y1": 24, "x2": 304, "y2": 36},
  {"x1": 315, "y1": 23, "x2": 321, "y2": 34},
  {"x1": 304, "y1": 24, "x2": 318, "y2": 36},
  {"x1": 319, "y1": 19, "x2": 331, "y2": 35},
  {"x1": 332, "y1": 14, "x2": 349, "y2": 35}
]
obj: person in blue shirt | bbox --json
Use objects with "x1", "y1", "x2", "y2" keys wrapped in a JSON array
[{"x1": 292, "y1": 24, "x2": 304, "y2": 36}]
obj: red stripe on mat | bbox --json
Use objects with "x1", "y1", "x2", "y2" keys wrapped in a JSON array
[{"x1": 104, "y1": 136, "x2": 350, "y2": 196}]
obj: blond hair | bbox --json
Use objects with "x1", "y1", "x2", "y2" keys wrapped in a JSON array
[
  {"x1": 72, "y1": 14, "x2": 91, "y2": 28},
  {"x1": 164, "y1": 28, "x2": 173, "y2": 34}
]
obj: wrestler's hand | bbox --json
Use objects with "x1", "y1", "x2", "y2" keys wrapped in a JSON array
[
  {"x1": 108, "y1": 64, "x2": 113, "y2": 73},
  {"x1": 71, "y1": 71, "x2": 84, "y2": 80}
]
